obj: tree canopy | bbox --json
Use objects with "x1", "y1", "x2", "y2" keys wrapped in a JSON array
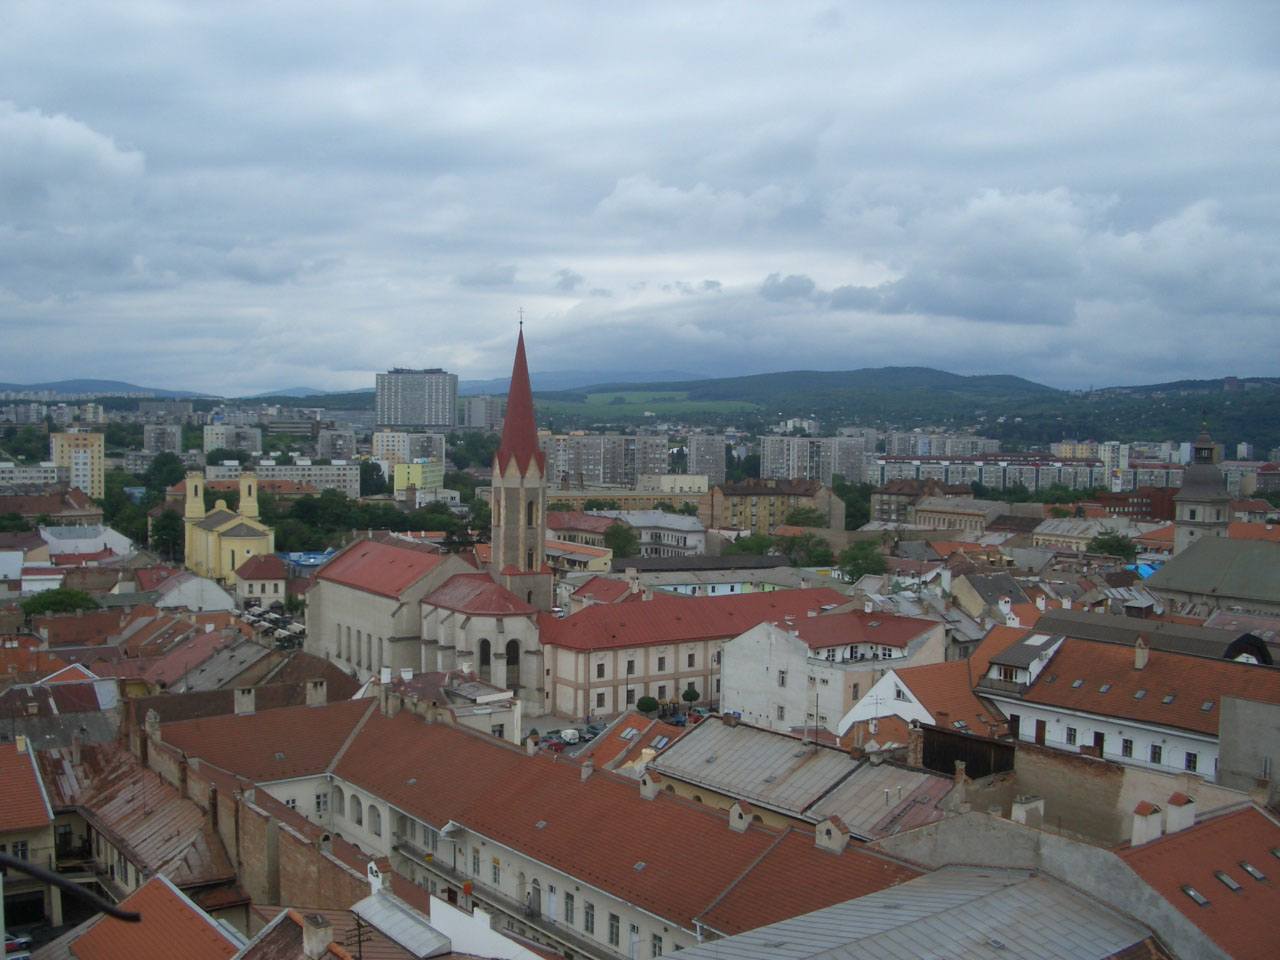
[
  {"x1": 22, "y1": 589, "x2": 102, "y2": 618},
  {"x1": 604, "y1": 522, "x2": 640, "y2": 558},
  {"x1": 837, "y1": 540, "x2": 888, "y2": 581},
  {"x1": 1087, "y1": 530, "x2": 1138, "y2": 563}
]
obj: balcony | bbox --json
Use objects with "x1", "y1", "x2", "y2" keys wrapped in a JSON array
[{"x1": 975, "y1": 676, "x2": 1028, "y2": 697}]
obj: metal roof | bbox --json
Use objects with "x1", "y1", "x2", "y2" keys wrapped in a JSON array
[
  {"x1": 672, "y1": 867, "x2": 1163, "y2": 960},
  {"x1": 988, "y1": 632, "x2": 1064, "y2": 669},
  {"x1": 1145, "y1": 538, "x2": 1280, "y2": 605},
  {"x1": 1035, "y1": 607, "x2": 1259, "y2": 659},
  {"x1": 351, "y1": 891, "x2": 452, "y2": 958}
]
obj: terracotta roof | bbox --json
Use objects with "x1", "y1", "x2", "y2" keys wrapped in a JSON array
[
  {"x1": 1022, "y1": 638, "x2": 1280, "y2": 736},
  {"x1": 0, "y1": 485, "x2": 99, "y2": 518},
  {"x1": 546, "y1": 511, "x2": 616, "y2": 534},
  {"x1": 68, "y1": 874, "x2": 240, "y2": 960},
  {"x1": 895, "y1": 660, "x2": 1006, "y2": 736},
  {"x1": 0, "y1": 740, "x2": 52, "y2": 832},
  {"x1": 161, "y1": 698, "x2": 377, "y2": 781},
  {"x1": 495, "y1": 329, "x2": 546, "y2": 476},
  {"x1": 35, "y1": 608, "x2": 126, "y2": 646},
  {"x1": 51, "y1": 547, "x2": 116, "y2": 566},
  {"x1": 791, "y1": 609, "x2": 938, "y2": 651},
  {"x1": 236, "y1": 553, "x2": 289, "y2": 579},
  {"x1": 1228, "y1": 521, "x2": 1280, "y2": 542},
  {"x1": 262, "y1": 650, "x2": 366, "y2": 700},
  {"x1": 317, "y1": 540, "x2": 446, "y2": 598},
  {"x1": 718, "y1": 478, "x2": 822, "y2": 497},
  {"x1": 42, "y1": 662, "x2": 99, "y2": 683},
  {"x1": 1119, "y1": 807, "x2": 1280, "y2": 960},
  {"x1": 570, "y1": 576, "x2": 632, "y2": 603},
  {"x1": 546, "y1": 538, "x2": 611, "y2": 558},
  {"x1": 133, "y1": 566, "x2": 185, "y2": 592},
  {"x1": 585, "y1": 714, "x2": 686, "y2": 770},
  {"x1": 0, "y1": 640, "x2": 69, "y2": 682},
  {"x1": 542, "y1": 588, "x2": 849, "y2": 652},
  {"x1": 422, "y1": 572, "x2": 536, "y2": 616},
  {"x1": 1136, "y1": 524, "x2": 1175, "y2": 545},
  {"x1": 332, "y1": 713, "x2": 919, "y2": 935}
]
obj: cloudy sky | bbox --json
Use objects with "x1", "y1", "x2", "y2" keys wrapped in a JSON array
[{"x1": 1, "y1": 2, "x2": 1277, "y2": 395}]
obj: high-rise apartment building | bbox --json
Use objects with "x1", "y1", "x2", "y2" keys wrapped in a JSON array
[
  {"x1": 50, "y1": 430, "x2": 105, "y2": 499},
  {"x1": 760, "y1": 436, "x2": 865, "y2": 485},
  {"x1": 143, "y1": 423, "x2": 184, "y2": 454},
  {"x1": 539, "y1": 433, "x2": 669, "y2": 487},
  {"x1": 687, "y1": 435, "x2": 727, "y2": 485},
  {"x1": 370, "y1": 430, "x2": 445, "y2": 465},
  {"x1": 203, "y1": 425, "x2": 263, "y2": 454},
  {"x1": 461, "y1": 395, "x2": 503, "y2": 431},
  {"x1": 376, "y1": 368, "x2": 458, "y2": 429}
]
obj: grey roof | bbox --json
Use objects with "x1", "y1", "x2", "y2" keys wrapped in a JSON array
[
  {"x1": 42, "y1": 524, "x2": 108, "y2": 540},
  {"x1": 195, "y1": 508, "x2": 239, "y2": 531},
  {"x1": 650, "y1": 718, "x2": 951, "y2": 839},
  {"x1": 1176, "y1": 462, "x2": 1232, "y2": 502},
  {"x1": 1145, "y1": 537, "x2": 1280, "y2": 605},
  {"x1": 594, "y1": 509, "x2": 705, "y2": 531},
  {"x1": 219, "y1": 522, "x2": 267, "y2": 538},
  {"x1": 176, "y1": 638, "x2": 275, "y2": 692},
  {"x1": 351, "y1": 891, "x2": 451, "y2": 958},
  {"x1": 675, "y1": 867, "x2": 1160, "y2": 960},
  {"x1": 989, "y1": 633, "x2": 1064, "y2": 669},
  {"x1": 612, "y1": 554, "x2": 789, "y2": 573},
  {"x1": 96, "y1": 589, "x2": 160, "y2": 608},
  {"x1": 962, "y1": 572, "x2": 1029, "y2": 608},
  {"x1": 1034, "y1": 607, "x2": 1251, "y2": 659}
]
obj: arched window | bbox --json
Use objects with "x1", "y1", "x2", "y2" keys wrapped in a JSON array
[
  {"x1": 352, "y1": 796, "x2": 363, "y2": 826},
  {"x1": 332, "y1": 786, "x2": 345, "y2": 817},
  {"x1": 368, "y1": 805, "x2": 382, "y2": 837}
]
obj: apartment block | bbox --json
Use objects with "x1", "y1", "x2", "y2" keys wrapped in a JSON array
[
  {"x1": 761, "y1": 435, "x2": 864, "y2": 485},
  {"x1": 203, "y1": 424, "x2": 263, "y2": 454},
  {"x1": 49, "y1": 430, "x2": 104, "y2": 499},
  {"x1": 376, "y1": 368, "x2": 458, "y2": 429},
  {"x1": 687, "y1": 434, "x2": 727, "y2": 484}
]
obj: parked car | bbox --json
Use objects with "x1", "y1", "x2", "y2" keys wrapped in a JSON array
[
  {"x1": 559, "y1": 728, "x2": 581, "y2": 745},
  {"x1": 583, "y1": 723, "x2": 606, "y2": 740},
  {"x1": 6, "y1": 933, "x2": 34, "y2": 954},
  {"x1": 540, "y1": 737, "x2": 566, "y2": 752}
]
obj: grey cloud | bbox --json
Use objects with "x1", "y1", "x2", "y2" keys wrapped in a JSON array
[
  {"x1": 555, "y1": 269, "x2": 584, "y2": 292},
  {"x1": 456, "y1": 263, "x2": 518, "y2": 287},
  {"x1": 760, "y1": 273, "x2": 817, "y2": 302}
]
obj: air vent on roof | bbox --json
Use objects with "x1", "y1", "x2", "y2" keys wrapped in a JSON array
[
  {"x1": 1240, "y1": 861, "x2": 1266, "y2": 881},
  {"x1": 535, "y1": 820, "x2": 547, "y2": 830},
  {"x1": 634, "y1": 861, "x2": 646, "y2": 871},
  {"x1": 1071, "y1": 679, "x2": 1083, "y2": 688},
  {"x1": 1162, "y1": 694, "x2": 1175, "y2": 705},
  {"x1": 274, "y1": 752, "x2": 284, "y2": 760},
  {"x1": 1134, "y1": 689, "x2": 1147, "y2": 700},
  {"x1": 1215, "y1": 871, "x2": 1242, "y2": 892},
  {"x1": 705, "y1": 755, "x2": 717, "y2": 764},
  {"x1": 1201, "y1": 701, "x2": 1215, "y2": 712},
  {"x1": 1181, "y1": 885, "x2": 1210, "y2": 907}
]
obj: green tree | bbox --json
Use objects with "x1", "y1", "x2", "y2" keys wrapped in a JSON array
[
  {"x1": 682, "y1": 686, "x2": 700, "y2": 707},
  {"x1": 604, "y1": 522, "x2": 640, "y2": 558},
  {"x1": 583, "y1": 498, "x2": 621, "y2": 511},
  {"x1": 21, "y1": 589, "x2": 101, "y2": 618},
  {"x1": 677, "y1": 502, "x2": 699, "y2": 516},
  {"x1": 206, "y1": 447, "x2": 251, "y2": 466},
  {"x1": 151, "y1": 509, "x2": 185, "y2": 561},
  {"x1": 111, "y1": 503, "x2": 149, "y2": 544},
  {"x1": 0, "y1": 512, "x2": 31, "y2": 532},
  {"x1": 723, "y1": 533, "x2": 774, "y2": 555},
  {"x1": 359, "y1": 460, "x2": 389, "y2": 496},
  {"x1": 636, "y1": 695, "x2": 660, "y2": 715},
  {"x1": 830, "y1": 476, "x2": 873, "y2": 530},
  {"x1": 1087, "y1": 531, "x2": 1138, "y2": 563},
  {"x1": 838, "y1": 540, "x2": 888, "y2": 581},
  {"x1": 784, "y1": 506, "x2": 827, "y2": 527},
  {"x1": 775, "y1": 532, "x2": 835, "y2": 566},
  {"x1": 143, "y1": 452, "x2": 186, "y2": 495}
]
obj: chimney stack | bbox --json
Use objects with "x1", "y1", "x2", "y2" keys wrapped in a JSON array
[
  {"x1": 306, "y1": 678, "x2": 327, "y2": 707},
  {"x1": 864, "y1": 599, "x2": 873, "y2": 614},
  {"x1": 728, "y1": 801, "x2": 751, "y2": 833},
  {"x1": 1134, "y1": 637, "x2": 1149, "y2": 670},
  {"x1": 1131, "y1": 801, "x2": 1164, "y2": 847},
  {"x1": 639, "y1": 771, "x2": 662, "y2": 800},
  {"x1": 581, "y1": 755, "x2": 594, "y2": 782},
  {"x1": 301, "y1": 914, "x2": 334, "y2": 960},
  {"x1": 234, "y1": 687, "x2": 255, "y2": 715},
  {"x1": 907, "y1": 721, "x2": 924, "y2": 768},
  {"x1": 1164, "y1": 793, "x2": 1196, "y2": 833}
]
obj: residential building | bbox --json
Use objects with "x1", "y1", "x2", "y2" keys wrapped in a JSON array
[
  {"x1": 1032, "y1": 517, "x2": 1164, "y2": 552},
  {"x1": 911, "y1": 496, "x2": 1005, "y2": 532},
  {"x1": 687, "y1": 434, "x2": 726, "y2": 484},
  {"x1": 886, "y1": 432, "x2": 1000, "y2": 457},
  {"x1": 182, "y1": 472, "x2": 275, "y2": 585},
  {"x1": 699, "y1": 478, "x2": 845, "y2": 534},
  {"x1": 864, "y1": 452, "x2": 1185, "y2": 493},
  {"x1": 392, "y1": 458, "x2": 446, "y2": 496},
  {"x1": 540, "y1": 433, "x2": 670, "y2": 487},
  {"x1": 544, "y1": 539, "x2": 613, "y2": 576},
  {"x1": 545, "y1": 511, "x2": 616, "y2": 547},
  {"x1": 49, "y1": 429, "x2": 105, "y2": 499},
  {"x1": 761, "y1": 435, "x2": 865, "y2": 485},
  {"x1": 316, "y1": 427, "x2": 358, "y2": 459},
  {"x1": 202, "y1": 424, "x2": 262, "y2": 454},
  {"x1": 255, "y1": 459, "x2": 360, "y2": 498},
  {"x1": 234, "y1": 553, "x2": 289, "y2": 605},
  {"x1": 0, "y1": 460, "x2": 59, "y2": 485},
  {"x1": 540, "y1": 588, "x2": 848, "y2": 719},
  {"x1": 0, "y1": 737, "x2": 57, "y2": 926},
  {"x1": 0, "y1": 484, "x2": 102, "y2": 526},
  {"x1": 593, "y1": 509, "x2": 706, "y2": 558},
  {"x1": 461, "y1": 394, "x2": 503, "y2": 430},
  {"x1": 142, "y1": 422, "x2": 183, "y2": 453},
  {"x1": 376, "y1": 367, "x2": 458, "y2": 429},
  {"x1": 869, "y1": 478, "x2": 973, "y2": 525},
  {"x1": 635, "y1": 473, "x2": 709, "y2": 495}
]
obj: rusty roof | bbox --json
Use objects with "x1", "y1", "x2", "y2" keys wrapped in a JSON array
[
  {"x1": 317, "y1": 540, "x2": 446, "y2": 598},
  {"x1": 422, "y1": 572, "x2": 536, "y2": 616},
  {"x1": 69, "y1": 874, "x2": 240, "y2": 960}
]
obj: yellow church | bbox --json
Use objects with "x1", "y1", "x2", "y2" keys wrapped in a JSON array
[{"x1": 183, "y1": 472, "x2": 275, "y2": 585}]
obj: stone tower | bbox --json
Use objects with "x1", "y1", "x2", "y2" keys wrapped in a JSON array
[
  {"x1": 1173, "y1": 426, "x2": 1231, "y2": 554},
  {"x1": 489, "y1": 328, "x2": 554, "y2": 611}
]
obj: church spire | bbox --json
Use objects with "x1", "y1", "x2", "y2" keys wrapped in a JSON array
[{"x1": 495, "y1": 327, "x2": 545, "y2": 476}]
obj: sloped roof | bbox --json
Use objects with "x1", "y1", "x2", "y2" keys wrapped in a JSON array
[
  {"x1": 317, "y1": 540, "x2": 446, "y2": 598},
  {"x1": 895, "y1": 660, "x2": 1006, "y2": 736},
  {"x1": 161, "y1": 698, "x2": 377, "y2": 782},
  {"x1": 1021, "y1": 638, "x2": 1280, "y2": 736},
  {"x1": 35, "y1": 609, "x2": 126, "y2": 647},
  {"x1": 1228, "y1": 521, "x2": 1280, "y2": 542},
  {"x1": 571, "y1": 575, "x2": 632, "y2": 603},
  {"x1": 421, "y1": 573, "x2": 535, "y2": 616},
  {"x1": 1145, "y1": 537, "x2": 1280, "y2": 603},
  {"x1": 332, "y1": 713, "x2": 920, "y2": 935},
  {"x1": 791, "y1": 609, "x2": 937, "y2": 651},
  {"x1": 584, "y1": 713, "x2": 684, "y2": 773},
  {"x1": 546, "y1": 511, "x2": 615, "y2": 534},
  {"x1": 195, "y1": 508, "x2": 239, "y2": 531},
  {"x1": 0, "y1": 740, "x2": 52, "y2": 832},
  {"x1": 67, "y1": 874, "x2": 240, "y2": 960},
  {"x1": 495, "y1": 329, "x2": 545, "y2": 476},
  {"x1": 1120, "y1": 807, "x2": 1280, "y2": 960},
  {"x1": 236, "y1": 553, "x2": 288, "y2": 579},
  {"x1": 541, "y1": 588, "x2": 850, "y2": 652}
]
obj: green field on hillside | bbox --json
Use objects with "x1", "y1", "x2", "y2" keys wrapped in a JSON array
[{"x1": 536, "y1": 390, "x2": 761, "y2": 420}]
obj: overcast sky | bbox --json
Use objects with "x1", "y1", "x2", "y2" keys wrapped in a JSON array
[{"x1": 1, "y1": 2, "x2": 1277, "y2": 395}]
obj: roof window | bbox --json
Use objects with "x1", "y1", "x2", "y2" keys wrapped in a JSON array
[
  {"x1": 1240, "y1": 861, "x2": 1266, "y2": 881},
  {"x1": 620, "y1": 727, "x2": 639, "y2": 741},
  {"x1": 1134, "y1": 689, "x2": 1147, "y2": 700},
  {"x1": 1181, "y1": 885, "x2": 1210, "y2": 907},
  {"x1": 653, "y1": 736, "x2": 670, "y2": 749},
  {"x1": 1162, "y1": 694, "x2": 1175, "y2": 705},
  {"x1": 1043, "y1": 674, "x2": 1057, "y2": 684},
  {"x1": 274, "y1": 752, "x2": 285, "y2": 760},
  {"x1": 1201, "y1": 701, "x2": 1215, "y2": 712},
  {"x1": 1071, "y1": 679, "x2": 1084, "y2": 688},
  {"x1": 1099, "y1": 684, "x2": 1111, "y2": 694},
  {"x1": 634, "y1": 861, "x2": 647, "y2": 871},
  {"x1": 1215, "y1": 871, "x2": 1242, "y2": 892}
]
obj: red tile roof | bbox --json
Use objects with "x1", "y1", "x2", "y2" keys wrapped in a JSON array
[
  {"x1": 1228, "y1": 521, "x2": 1280, "y2": 542},
  {"x1": 571, "y1": 576, "x2": 632, "y2": 603},
  {"x1": 0, "y1": 740, "x2": 52, "y2": 832},
  {"x1": 236, "y1": 553, "x2": 289, "y2": 579},
  {"x1": 546, "y1": 511, "x2": 616, "y2": 534},
  {"x1": 317, "y1": 540, "x2": 446, "y2": 598},
  {"x1": 161, "y1": 698, "x2": 377, "y2": 781},
  {"x1": 51, "y1": 548, "x2": 117, "y2": 566},
  {"x1": 1120, "y1": 807, "x2": 1280, "y2": 960},
  {"x1": 542, "y1": 588, "x2": 849, "y2": 652},
  {"x1": 1022, "y1": 638, "x2": 1280, "y2": 736},
  {"x1": 133, "y1": 566, "x2": 185, "y2": 592},
  {"x1": 895, "y1": 659, "x2": 1007, "y2": 736},
  {"x1": 585, "y1": 713, "x2": 685, "y2": 770},
  {"x1": 792, "y1": 609, "x2": 938, "y2": 651},
  {"x1": 42, "y1": 662, "x2": 99, "y2": 683},
  {"x1": 35, "y1": 608, "x2": 126, "y2": 646},
  {"x1": 422, "y1": 573, "x2": 536, "y2": 616},
  {"x1": 332, "y1": 714, "x2": 919, "y2": 934},
  {"x1": 495, "y1": 329, "x2": 546, "y2": 476},
  {"x1": 0, "y1": 639, "x2": 69, "y2": 682},
  {"x1": 69, "y1": 874, "x2": 239, "y2": 960}
]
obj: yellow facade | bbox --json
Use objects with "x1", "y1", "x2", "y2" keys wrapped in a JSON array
[
  {"x1": 50, "y1": 430, "x2": 105, "y2": 499},
  {"x1": 183, "y1": 472, "x2": 275, "y2": 585},
  {"x1": 393, "y1": 458, "x2": 446, "y2": 494}
]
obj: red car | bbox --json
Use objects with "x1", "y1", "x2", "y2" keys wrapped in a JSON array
[{"x1": 540, "y1": 738, "x2": 566, "y2": 752}]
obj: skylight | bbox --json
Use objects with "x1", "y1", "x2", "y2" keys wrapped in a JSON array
[
  {"x1": 634, "y1": 861, "x2": 647, "y2": 871},
  {"x1": 1162, "y1": 694, "x2": 1175, "y2": 705},
  {"x1": 1181, "y1": 885, "x2": 1210, "y2": 907},
  {"x1": 1201, "y1": 701, "x2": 1215, "y2": 712},
  {"x1": 1215, "y1": 871, "x2": 1242, "y2": 892},
  {"x1": 1071, "y1": 679, "x2": 1084, "y2": 688},
  {"x1": 1099, "y1": 684, "x2": 1111, "y2": 693},
  {"x1": 1134, "y1": 689, "x2": 1147, "y2": 700},
  {"x1": 1240, "y1": 861, "x2": 1266, "y2": 881},
  {"x1": 620, "y1": 727, "x2": 639, "y2": 741},
  {"x1": 653, "y1": 736, "x2": 670, "y2": 749}
]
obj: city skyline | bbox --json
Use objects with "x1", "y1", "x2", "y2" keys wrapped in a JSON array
[{"x1": 2, "y1": 3, "x2": 1277, "y2": 394}]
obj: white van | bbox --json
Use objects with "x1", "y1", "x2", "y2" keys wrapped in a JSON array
[{"x1": 559, "y1": 728, "x2": 580, "y2": 744}]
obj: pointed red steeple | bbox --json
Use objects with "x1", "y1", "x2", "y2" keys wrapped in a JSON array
[{"x1": 495, "y1": 327, "x2": 545, "y2": 475}]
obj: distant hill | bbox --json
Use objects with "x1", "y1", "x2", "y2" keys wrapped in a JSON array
[
  {"x1": 247, "y1": 386, "x2": 376, "y2": 399},
  {"x1": 460, "y1": 369, "x2": 706, "y2": 396},
  {"x1": 1097, "y1": 376, "x2": 1280, "y2": 396},
  {"x1": 0, "y1": 378, "x2": 214, "y2": 398}
]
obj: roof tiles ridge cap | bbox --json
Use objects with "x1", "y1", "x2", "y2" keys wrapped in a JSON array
[
  {"x1": 691, "y1": 825, "x2": 794, "y2": 931},
  {"x1": 323, "y1": 698, "x2": 380, "y2": 775}
]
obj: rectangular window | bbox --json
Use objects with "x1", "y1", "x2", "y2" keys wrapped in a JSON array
[
  {"x1": 626, "y1": 689, "x2": 636, "y2": 705},
  {"x1": 565, "y1": 892, "x2": 575, "y2": 925},
  {"x1": 627, "y1": 660, "x2": 635, "y2": 676},
  {"x1": 491, "y1": 723, "x2": 504, "y2": 739},
  {"x1": 687, "y1": 653, "x2": 695, "y2": 668},
  {"x1": 652, "y1": 934, "x2": 664, "y2": 957},
  {"x1": 472, "y1": 849, "x2": 480, "y2": 875},
  {"x1": 12, "y1": 840, "x2": 28, "y2": 861},
  {"x1": 1185, "y1": 752, "x2": 1198, "y2": 772},
  {"x1": 596, "y1": 692, "x2": 605, "y2": 708},
  {"x1": 776, "y1": 705, "x2": 786, "y2": 721},
  {"x1": 584, "y1": 901, "x2": 595, "y2": 935},
  {"x1": 1151, "y1": 744, "x2": 1163, "y2": 765},
  {"x1": 491, "y1": 859, "x2": 500, "y2": 885},
  {"x1": 657, "y1": 656, "x2": 666, "y2": 671},
  {"x1": 1065, "y1": 727, "x2": 1077, "y2": 746},
  {"x1": 596, "y1": 662, "x2": 605, "y2": 679},
  {"x1": 658, "y1": 685, "x2": 667, "y2": 701},
  {"x1": 609, "y1": 914, "x2": 620, "y2": 947},
  {"x1": 777, "y1": 670, "x2": 787, "y2": 687},
  {"x1": 315, "y1": 793, "x2": 328, "y2": 814},
  {"x1": 1122, "y1": 738, "x2": 1134, "y2": 758},
  {"x1": 285, "y1": 797, "x2": 297, "y2": 810}
]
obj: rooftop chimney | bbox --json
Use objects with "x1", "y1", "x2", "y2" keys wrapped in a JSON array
[
  {"x1": 639, "y1": 770, "x2": 662, "y2": 800},
  {"x1": 400, "y1": 667, "x2": 413, "y2": 681},
  {"x1": 1131, "y1": 801, "x2": 1164, "y2": 847},
  {"x1": 907, "y1": 721, "x2": 924, "y2": 768},
  {"x1": 380, "y1": 666, "x2": 392, "y2": 684},
  {"x1": 864, "y1": 599, "x2": 873, "y2": 614},
  {"x1": 581, "y1": 755, "x2": 594, "y2": 782},
  {"x1": 301, "y1": 914, "x2": 334, "y2": 960},
  {"x1": 1165, "y1": 793, "x2": 1196, "y2": 834},
  {"x1": 234, "y1": 687, "x2": 255, "y2": 715},
  {"x1": 1035, "y1": 594, "x2": 1046, "y2": 611},
  {"x1": 306, "y1": 678, "x2": 327, "y2": 707},
  {"x1": 1010, "y1": 794, "x2": 1045, "y2": 828},
  {"x1": 1134, "y1": 637, "x2": 1149, "y2": 670}
]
